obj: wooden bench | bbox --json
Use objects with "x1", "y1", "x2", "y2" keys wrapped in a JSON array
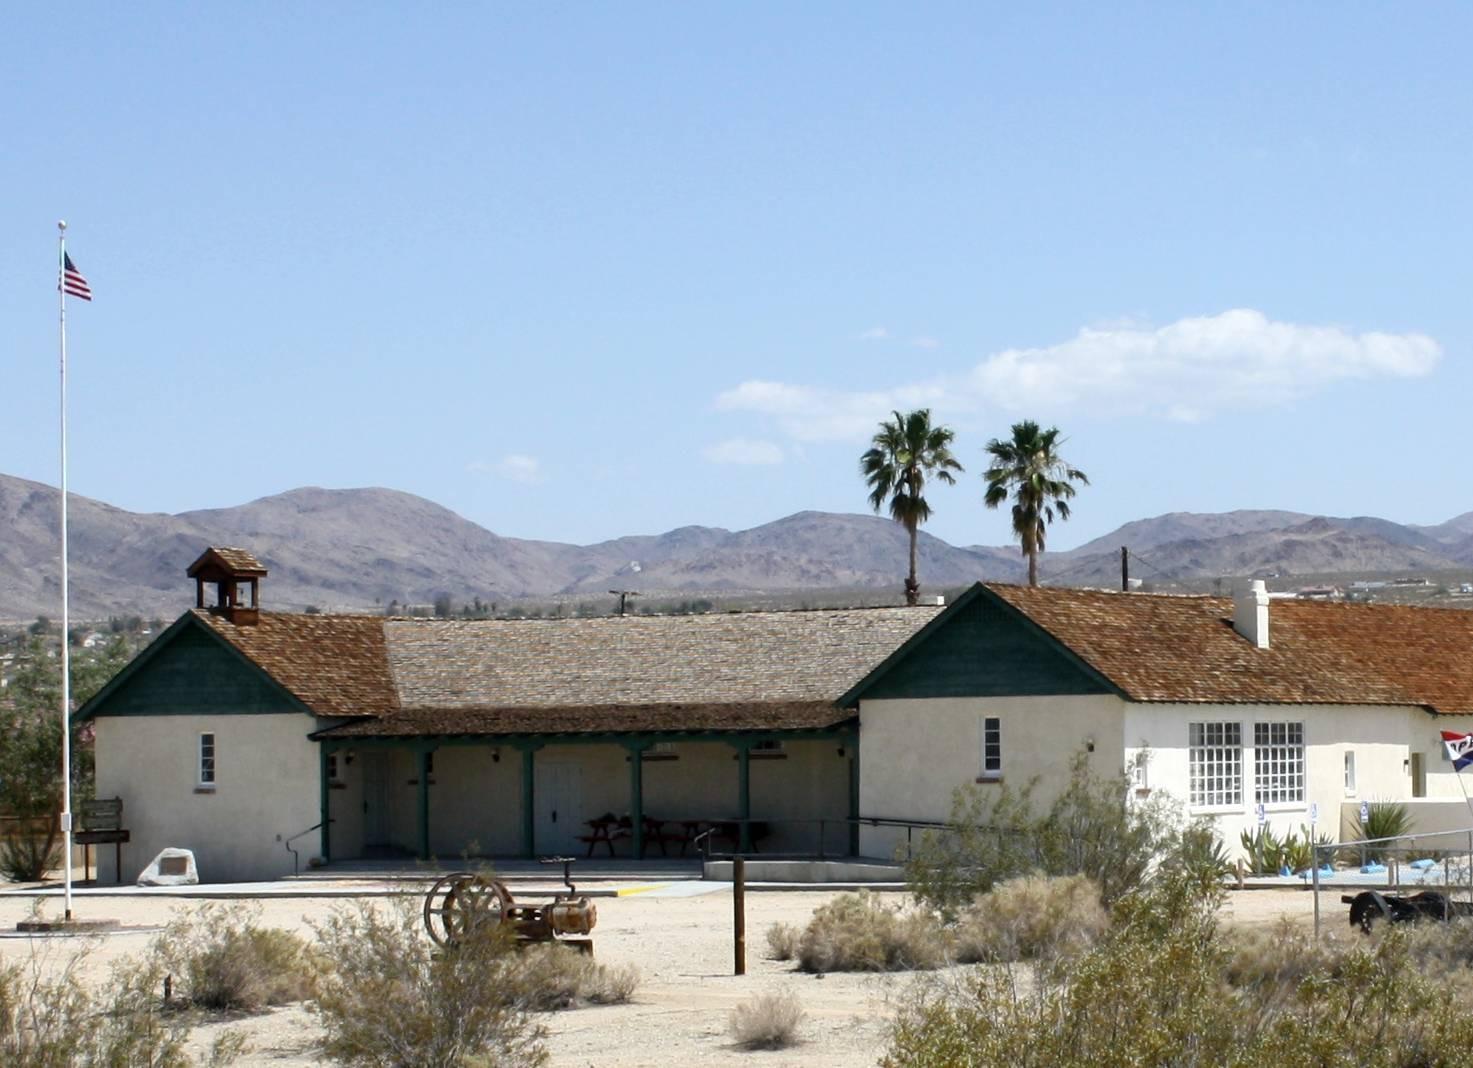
[{"x1": 74, "y1": 797, "x2": 129, "y2": 884}]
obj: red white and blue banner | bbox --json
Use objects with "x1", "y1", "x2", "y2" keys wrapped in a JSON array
[{"x1": 1441, "y1": 730, "x2": 1473, "y2": 771}]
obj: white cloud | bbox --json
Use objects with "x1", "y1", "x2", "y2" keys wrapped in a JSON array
[
  {"x1": 857, "y1": 326, "x2": 891, "y2": 341},
  {"x1": 468, "y1": 454, "x2": 544, "y2": 483},
  {"x1": 717, "y1": 309, "x2": 1440, "y2": 442},
  {"x1": 702, "y1": 437, "x2": 785, "y2": 465}
]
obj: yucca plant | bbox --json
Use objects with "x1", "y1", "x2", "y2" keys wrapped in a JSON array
[
  {"x1": 1346, "y1": 801, "x2": 1412, "y2": 863},
  {"x1": 1240, "y1": 826, "x2": 1286, "y2": 875}
]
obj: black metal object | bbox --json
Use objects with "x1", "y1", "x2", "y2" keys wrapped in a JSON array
[{"x1": 1342, "y1": 889, "x2": 1473, "y2": 932}]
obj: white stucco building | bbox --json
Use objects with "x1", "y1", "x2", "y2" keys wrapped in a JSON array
[{"x1": 81, "y1": 549, "x2": 1473, "y2": 882}]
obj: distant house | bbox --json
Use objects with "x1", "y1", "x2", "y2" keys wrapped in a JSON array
[{"x1": 80, "y1": 548, "x2": 1473, "y2": 882}]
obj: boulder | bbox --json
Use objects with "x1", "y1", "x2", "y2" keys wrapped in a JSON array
[{"x1": 137, "y1": 847, "x2": 199, "y2": 886}]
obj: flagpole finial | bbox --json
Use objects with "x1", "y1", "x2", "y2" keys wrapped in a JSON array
[{"x1": 58, "y1": 220, "x2": 66, "y2": 231}]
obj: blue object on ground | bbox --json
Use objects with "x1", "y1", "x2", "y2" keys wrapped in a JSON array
[
  {"x1": 1361, "y1": 862, "x2": 1388, "y2": 874},
  {"x1": 1409, "y1": 858, "x2": 1437, "y2": 870},
  {"x1": 1279, "y1": 865, "x2": 1293, "y2": 877},
  {"x1": 1297, "y1": 864, "x2": 1336, "y2": 879}
]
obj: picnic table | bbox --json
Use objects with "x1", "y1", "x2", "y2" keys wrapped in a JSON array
[{"x1": 579, "y1": 815, "x2": 772, "y2": 858}]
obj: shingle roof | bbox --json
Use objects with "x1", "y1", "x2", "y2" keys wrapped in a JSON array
[
  {"x1": 187, "y1": 547, "x2": 267, "y2": 576},
  {"x1": 988, "y1": 585, "x2": 1473, "y2": 713},
  {"x1": 193, "y1": 610, "x2": 399, "y2": 719},
  {"x1": 197, "y1": 605, "x2": 940, "y2": 736}
]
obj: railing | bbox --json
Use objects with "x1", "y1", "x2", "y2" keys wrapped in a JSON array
[
  {"x1": 675, "y1": 815, "x2": 949, "y2": 862},
  {"x1": 284, "y1": 820, "x2": 331, "y2": 875},
  {"x1": 1311, "y1": 827, "x2": 1473, "y2": 937}
]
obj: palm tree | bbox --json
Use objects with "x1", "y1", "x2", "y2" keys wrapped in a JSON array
[
  {"x1": 983, "y1": 421, "x2": 1088, "y2": 587},
  {"x1": 860, "y1": 409, "x2": 963, "y2": 605}
]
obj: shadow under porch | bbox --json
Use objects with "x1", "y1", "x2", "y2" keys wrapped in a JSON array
[{"x1": 316, "y1": 729, "x2": 860, "y2": 866}]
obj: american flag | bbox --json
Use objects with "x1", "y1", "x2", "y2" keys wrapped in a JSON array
[{"x1": 61, "y1": 252, "x2": 91, "y2": 301}]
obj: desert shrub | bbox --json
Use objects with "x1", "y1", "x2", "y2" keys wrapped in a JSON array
[
  {"x1": 311, "y1": 897, "x2": 546, "y2": 1068},
  {"x1": 0, "y1": 829, "x2": 61, "y2": 884},
  {"x1": 907, "y1": 751, "x2": 1178, "y2": 916},
  {"x1": 509, "y1": 944, "x2": 638, "y2": 1011},
  {"x1": 157, "y1": 903, "x2": 316, "y2": 1012},
  {"x1": 729, "y1": 991, "x2": 804, "y2": 1050},
  {"x1": 765, "y1": 923, "x2": 801, "y2": 961},
  {"x1": 0, "y1": 939, "x2": 222, "y2": 1067},
  {"x1": 1346, "y1": 801, "x2": 1414, "y2": 862},
  {"x1": 884, "y1": 868, "x2": 1473, "y2": 1068},
  {"x1": 953, "y1": 873, "x2": 1107, "y2": 963},
  {"x1": 796, "y1": 891, "x2": 947, "y2": 973},
  {"x1": 1240, "y1": 826, "x2": 1287, "y2": 874},
  {"x1": 1158, "y1": 820, "x2": 1234, "y2": 891},
  {"x1": 1223, "y1": 920, "x2": 1354, "y2": 992}
]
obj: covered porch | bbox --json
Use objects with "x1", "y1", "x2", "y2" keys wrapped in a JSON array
[{"x1": 314, "y1": 727, "x2": 860, "y2": 866}]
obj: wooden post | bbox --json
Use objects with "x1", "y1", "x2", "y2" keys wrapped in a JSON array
[
  {"x1": 847, "y1": 730, "x2": 860, "y2": 856},
  {"x1": 733, "y1": 855, "x2": 746, "y2": 976}
]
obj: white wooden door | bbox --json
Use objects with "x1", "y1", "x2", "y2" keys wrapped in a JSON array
[{"x1": 534, "y1": 762, "x2": 583, "y2": 855}]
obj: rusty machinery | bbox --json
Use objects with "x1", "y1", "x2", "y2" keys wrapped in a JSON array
[{"x1": 423, "y1": 856, "x2": 597, "y2": 952}]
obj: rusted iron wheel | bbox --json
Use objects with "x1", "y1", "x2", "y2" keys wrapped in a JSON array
[{"x1": 423, "y1": 872, "x2": 511, "y2": 947}]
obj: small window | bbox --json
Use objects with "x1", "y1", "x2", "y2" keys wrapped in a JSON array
[
  {"x1": 980, "y1": 717, "x2": 1002, "y2": 779},
  {"x1": 642, "y1": 742, "x2": 679, "y2": 762},
  {"x1": 748, "y1": 740, "x2": 787, "y2": 760},
  {"x1": 198, "y1": 732, "x2": 216, "y2": 787},
  {"x1": 1344, "y1": 750, "x2": 1356, "y2": 796},
  {"x1": 327, "y1": 753, "x2": 343, "y2": 784},
  {"x1": 1131, "y1": 751, "x2": 1150, "y2": 791}
]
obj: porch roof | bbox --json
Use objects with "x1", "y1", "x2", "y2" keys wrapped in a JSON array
[{"x1": 311, "y1": 700, "x2": 853, "y2": 739}]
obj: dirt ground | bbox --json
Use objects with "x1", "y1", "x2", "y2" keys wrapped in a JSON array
[{"x1": 0, "y1": 884, "x2": 1322, "y2": 1067}]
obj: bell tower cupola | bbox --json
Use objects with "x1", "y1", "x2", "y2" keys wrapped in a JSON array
[{"x1": 187, "y1": 547, "x2": 267, "y2": 626}]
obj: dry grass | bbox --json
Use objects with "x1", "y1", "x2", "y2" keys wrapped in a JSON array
[
  {"x1": 512, "y1": 944, "x2": 639, "y2": 1011},
  {"x1": 796, "y1": 891, "x2": 947, "y2": 973},
  {"x1": 157, "y1": 904, "x2": 316, "y2": 1013},
  {"x1": 765, "y1": 922, "x2": 801, "y2": 961},
  {"x1": 729, "y1": 991, "x2": 804, "y2": 1050},
  {"x1": 953, "y1": 873, "x2": 1108, "y2": 963}
]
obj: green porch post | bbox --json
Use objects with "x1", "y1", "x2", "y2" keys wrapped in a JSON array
[
  {"x1": 626, "y1": 742, "x2": 649, "y2": 858},
  {"x1": 520, "y1": 745, "x2": 538, "y2": 859},
  {"x1": 735, "y1": 741, "x2": 753, "y2": 852},
  {"x1": 847, "y1": 729, "x2": 860, "y2": 856},
  {"x1": 319, "y1": 743, "x2": 332, "y2": 863},
  {"x1": 416, "y1": 746, "x2": 432, "y2": 861}
]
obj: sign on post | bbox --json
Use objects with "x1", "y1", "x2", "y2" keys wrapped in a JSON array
[
  {"x1": 1255, "y1": 802, "x2": 1266, "y2": 826},
  {"x1": 1310, "y1": 802, "x2": 1319, "y2": 826},
  {"x1": 1360, "y1": 800, "x2": 1371, "y2": 824}
]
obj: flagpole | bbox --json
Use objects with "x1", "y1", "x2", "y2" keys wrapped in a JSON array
[{"x1": 58, "y1": 220, "x2": 74, "y2": 921}]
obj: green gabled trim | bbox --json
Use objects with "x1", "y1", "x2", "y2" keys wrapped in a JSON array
[
  {"x1": 77, "y1": 611, "x2": 314, "y2": 720},
  {"x1": 835, "y1": 582, "x2": 1126, "y2": 708}
]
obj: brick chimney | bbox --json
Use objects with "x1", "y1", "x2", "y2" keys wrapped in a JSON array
[
  {"x1": 187, "y1": 547, "x2": 267, "y2": 626},
  {"x1": 1233, "y1": 579, "x2": 1269, "y2": 649}
]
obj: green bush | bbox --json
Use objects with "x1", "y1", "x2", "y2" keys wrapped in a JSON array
[
  {"x1": 883, "y1": 868, "x2": 1473, "y2": 1068},
  {"x1": 311, "y1": 897, "x2": 546, "y2": 1068},
  {"x1": 796, "y1": 892, "x2": 947, "y2": 973},
  {"x1": 157, "y1": 904, "x2": 316, "y2": 1012},
  {"x1": 953, "y1": 873, "x2": 1107, "y2": 964},
  {"x1": 1347, "y1": 801, "x2": 1413, "y2": 862},
  {"x1": 906, "y1": 751, "x2": 1178, "y2": 916}
]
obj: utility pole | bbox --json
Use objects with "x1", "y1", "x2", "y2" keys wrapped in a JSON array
[
  {"x1": 1121, "y1": 547, "x2": 1129, "y2": 592},
  {"x1": 609, "y1": 589, "x2": 640, "y2": 617}
]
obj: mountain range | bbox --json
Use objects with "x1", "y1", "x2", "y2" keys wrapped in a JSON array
[{"x1": 4, "y1": 471, "x2": 1473, "y2": 620}]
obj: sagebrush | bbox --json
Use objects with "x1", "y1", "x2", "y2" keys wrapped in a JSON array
[
  {"x1": 729, "y1": 991, "x2": 804, "y2": 1050},
  {"x1": 797, "y1": 891, "x2": 946, "y2": 973},
  {"x1": 953, "y1": 873, "x2": 1107, "y2": 963},
  {"x1": 157, "y1": 903, "x2": 316, "y2": 1012}
]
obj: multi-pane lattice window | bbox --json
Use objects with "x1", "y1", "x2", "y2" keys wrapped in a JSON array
[
  {"x1": 1189, "y1": 722, "x2": 1241, "y2": 807},
  {"x1": 1254, "y1": 722, "x2": 1305, "y2": 804}
]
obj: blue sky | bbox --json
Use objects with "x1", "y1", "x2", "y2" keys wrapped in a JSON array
[{"x1": 5, "y1": 5, "x2": 1471, "y2": 550}]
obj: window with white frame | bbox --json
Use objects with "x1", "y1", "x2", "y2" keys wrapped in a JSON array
[
  {"x1": 1254, "y1": 722, "x2": 1305, "y2": 804},
  {"x1": 198, "y1": 732, "x2": 216, "y2": 787},
  {"x1": 1344, "y1": 750, "x2": 1357, "y2": 796},
  {"x1": 980, "y1": 717, "x2": 1002, "y2": 779},
  {"x1": 1130, "y1": 750, "x2": 1150, "y2": 791},
  {"x1": 1188, "y1": 722, "x2": 1241, "y2": 807}
]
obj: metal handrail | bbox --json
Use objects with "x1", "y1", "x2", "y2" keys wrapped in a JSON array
[{"x1": 284, "y1": 820, "x2": 330, "y2": 875}]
